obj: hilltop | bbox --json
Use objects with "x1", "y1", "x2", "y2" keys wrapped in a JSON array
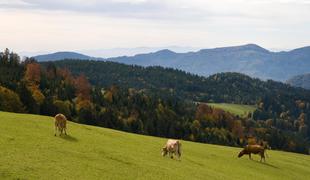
[
  {"x1": 33, "y1": 51, "x2": 103, "y2": 61},
  {"x1": 1, "y1": 111, "x2": 310, "y2": 180}
]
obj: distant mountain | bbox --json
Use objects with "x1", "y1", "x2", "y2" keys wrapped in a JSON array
[
  {"x1": 107, "y1": 44, "x2": 310, "y2": 82},
  {"x1": 287, "y1": 73, "x2": 310, "y2": 90},
  {"x1": 34, "y1": 44, "x2": 310, "y2": 81},
  {"x1": 79, "y1": 46, "x2": 199, "y2": 57},
  {"x1": 33, "y1": 52, "x2": 102, "y2": 61}
]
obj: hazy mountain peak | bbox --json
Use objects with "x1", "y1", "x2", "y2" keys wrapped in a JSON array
[
  {"x1": 33, "y1": 51, "x2": 94, "y2": 61},
  {"x1": 197, "y1": 44, "x2": 269, "y2": 54},
  {"x1": 154, "y1": 49, "x2": 176, "y2": 55},
  {"x1": 243, "y1": 43, "x2": 267, "y2": 50},
  {"x1": 41, "y1": 51, "x2": 86, "y2": 56}
]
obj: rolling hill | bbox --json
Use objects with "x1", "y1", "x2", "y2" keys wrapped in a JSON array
[
  {"x1": 34, "y1": 44, "x2": 310, "y2": 81},
  {"x1": 42, "y1": 60, "x2": 310, "y2": 105},
  {"x1": 287, "y1": 73, "x2": 310, "y2": 90},
  {"x1": 1, "y1": 111, "x2": 310, "y2": 180}
]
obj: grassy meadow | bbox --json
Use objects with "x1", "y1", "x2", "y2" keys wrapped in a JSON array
[
  {"x1": 0, "y1": 111, "x2": 309, "y2": 180},
  {"x1": 207, "y1": 103, "x2": 257, "y2": 118}
]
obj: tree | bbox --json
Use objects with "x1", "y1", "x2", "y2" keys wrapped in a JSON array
[
  {"x1": 1, "y1": 48, "x2": 10, "y2": 65},
  {"x1": 0, "y1": 86, "x2": 25, "y2": 113},
  {"x1": 76, "y1": 99, "x2": 94, "y2": 124},
  {"x1": 232, "y1": 120, "x2": 244, "y2": 139},
  {"x1": 24, "y1": 62, "x2": 45, "y2": 106},
  {"x1": 195, "y1": 103, "x2": 212, "y2": 121},
  {"x1": 53, "y1": 100, "x2": 72, "y2": 119},
  {"x1": 9, "y1": 52, "x2": 20, "y2": 66},
  {"x1": 17, "y1": 82, "x2": 39, "y2": 113},
  {"x1": 25, "y1": 63, "x2": 41, "y2": 86},
  {"x1": 75, "y1": 74, "x2": 91, "y2": 100}
]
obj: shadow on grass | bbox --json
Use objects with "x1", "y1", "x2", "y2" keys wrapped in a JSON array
[
  {"x1": 106, "y1": 155, "x2": 135, "y2": 166},
  {"x1": 251, "y1": 159, "x2": 279, "y2": 169},
  {"x1": 59, "y1": 134, "x2": 78, "y2": 142}
]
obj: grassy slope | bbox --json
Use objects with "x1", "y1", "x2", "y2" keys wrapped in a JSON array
[
  {"x1": 1, "y1": 112, "x2": 309, "y2": 180},
  {"x1": 207, "y1": 103, "x2": 257, "y2": 117}
]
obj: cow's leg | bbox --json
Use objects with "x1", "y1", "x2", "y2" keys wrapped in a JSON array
[
  {"x1": 249, "y1": 153, "x2": 252, "y2": 160},
  {"x1": 176, "y1": 148, "x2": 180, "y2": 160},
  {"x1": 55, "y1": 126, "x2": 57, "y2": 136},
  {"x1": 260, "y1": 152, "x2": 265, "y2": 162},
  {"x1": 64, "y1": 127, "x2": 67, "y2": 135}
]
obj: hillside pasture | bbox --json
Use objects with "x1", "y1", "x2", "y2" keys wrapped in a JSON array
[
  {"x1": 207, "y1": 103, "x2": 257, "y2": 118},
  {"x1": 0, "y1": 111, "x2": 309, "y2": 180}
]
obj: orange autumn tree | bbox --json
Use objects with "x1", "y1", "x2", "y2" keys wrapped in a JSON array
[
  {"x1": 75, "y1": 74, "x2": 91, "y2": 101},
  {"x1": 58, "y1": 68, "x2": 75, "y2": 84},
  {"x1": 74, "y1": 74, "x2": 94, "y2": 123},
  {"x1": 24, "y1": 62, "x2": 45, "y2": 105}
]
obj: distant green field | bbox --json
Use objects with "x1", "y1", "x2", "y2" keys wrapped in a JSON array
[
  {"x1": 1, "y1": 111, "x2": 310, "y2": 180},
  {"x1": 207, "y1": 103, "x2": 257, "y2": 117}
]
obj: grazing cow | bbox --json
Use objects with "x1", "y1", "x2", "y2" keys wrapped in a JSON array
[
  {"x1": 161, "y1": 139, "x2": 182, "y2": 160},
  {"x1": 54, "y1": 113, "x2": 67, "y2": 136},
  {"x1": 238, "y1": 144, "x2": 266, "y2": 162}
]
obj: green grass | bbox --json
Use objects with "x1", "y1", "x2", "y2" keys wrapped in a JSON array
[
  {"x1": 1, "y1": 111, "x2": 310, "y2": 180},
  {"x1": 207, "y1": 103, "x2": 257, "y2": 117}
]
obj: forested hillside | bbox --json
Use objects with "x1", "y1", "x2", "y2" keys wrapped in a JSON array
[
  {"x1": 42, "y1": 60, "x2": 310, "y2": 103},
  {"x1": 287, "y1": 73, "x2": 310, "y2": 90},
  {"x1": 1, "y1": 49, "x2": 310, "y2": 154}
]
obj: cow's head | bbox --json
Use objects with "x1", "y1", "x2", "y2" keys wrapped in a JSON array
[
  {"x1": 161, "y1": 147, "x2": 168, "y2": 156},
  {"x1": 238, "y1": 150, "x2": 245, "y2": 158}
]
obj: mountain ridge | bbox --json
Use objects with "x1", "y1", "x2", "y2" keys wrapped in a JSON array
[{"x1": 33, "y1": 44, "x2": 310, "y2": 81}]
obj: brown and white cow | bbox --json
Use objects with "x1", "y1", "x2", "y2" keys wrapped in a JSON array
[
  {"x1": 54, "y1": 113, "x2": 67, "y2": 136},
  {"x1": 161, "y1": 139, "x2": 182, "y2": 160}
]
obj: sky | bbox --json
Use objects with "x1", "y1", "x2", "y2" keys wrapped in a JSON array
[{"x1": 0, "y1": 0, "x2": 310, "y2": 56}]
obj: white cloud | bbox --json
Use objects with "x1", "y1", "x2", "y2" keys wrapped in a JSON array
[
  {"x1": 1, "y1": 0, "x2": 309, "y2": 22},
  {"x1": 0, "y1": 0, "x2": 309, "y2": 53}
]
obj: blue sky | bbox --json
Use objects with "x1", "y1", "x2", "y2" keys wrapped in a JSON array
[{"x1": 0, "y1": 0, "x2": 310, "y2": 54}]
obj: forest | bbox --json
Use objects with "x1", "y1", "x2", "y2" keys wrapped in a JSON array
[{"x1": 0, "y1": 49, "x2": 309, "y2": 154}]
